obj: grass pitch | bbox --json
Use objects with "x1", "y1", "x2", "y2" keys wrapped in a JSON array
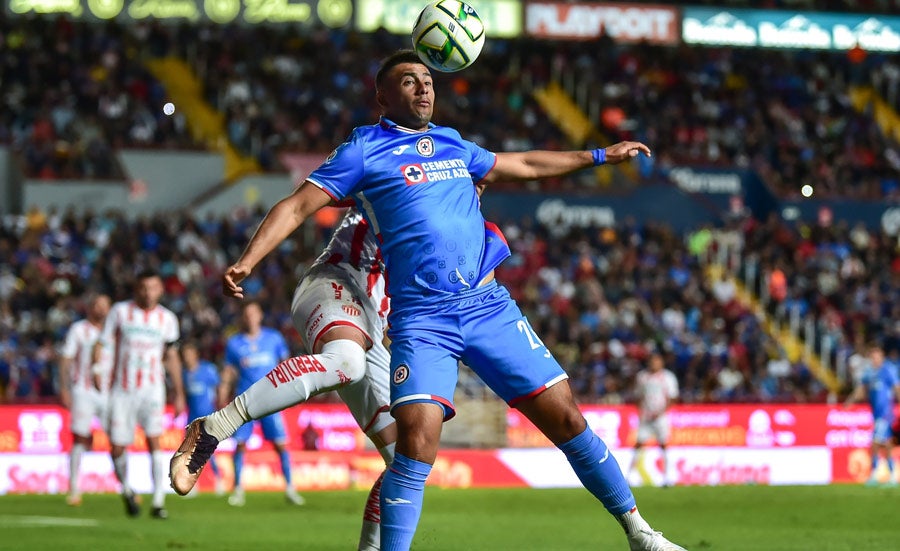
[{"x1": 0, "y1": 485, "x2": 897, "y2": 550}]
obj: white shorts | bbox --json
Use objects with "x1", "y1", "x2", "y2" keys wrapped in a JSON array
[
  {"x1": 70, "y1": 387, "x2": 109, "y2": 437},
  {"x1": 108, "y1": 387, "x2": 166, "y2": 446},
  {"x1": 292, "y1": 263, "x2": 392, "y2": 436},
  {"x1": 636, "y1": 416, "x2": 670, "y2": 446}
]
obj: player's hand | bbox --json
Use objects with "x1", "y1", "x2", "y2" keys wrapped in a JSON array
[
  {"x1": 603, "y1": 141, "x2": 652, "y2": 164},
  {"x1": 174, "y1": 394, "x2": 186, "y2": 418},
  {"x1": 60, "y1": 388, "x2": 71, "y2": 409},
  {"x1": 223, "y1": 264, "x2": 251, "y2": 298}
]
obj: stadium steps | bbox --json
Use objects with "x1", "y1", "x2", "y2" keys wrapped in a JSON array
[
  {"x1": 532, "y1": 82, "x2": 635, "y2": 185},
  {"x1": 705, "y1": 266, "x2": 841, "y2": 394},
  {"x1": 848, "y1": 86, "x2": 900, "y2": 143},
  {"x1": 145, "y1": 57, "x2": 260, "y2": 183}
]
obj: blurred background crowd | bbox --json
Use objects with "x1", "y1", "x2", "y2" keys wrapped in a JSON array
[{"x1": 1, "y1": 0, "x2": 899, "y2": 407}]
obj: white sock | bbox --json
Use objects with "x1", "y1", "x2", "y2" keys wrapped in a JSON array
[
  {"x1": 151, "y1": 450, "x2": 166, "y2": 508},
  {"x1": 113, "y1": 453, "x2": 131, "y2": 495},
  {"x1": 660, "y1": 448, "x2": 668, "y2": 484},
  {"x1": 357, "y1": 471, "x2": 385, "y2": 551},
  {"x1": 617, "y1": 507, "x2": 652, "y2": 537},
  {"x1": 69, "y1": 443, "x2": 86, "y2": 496},
  {"x1": 205, "y1": 340, "x2": 366, "y2": 442}
]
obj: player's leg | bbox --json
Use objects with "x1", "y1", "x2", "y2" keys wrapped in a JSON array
[
  {"x1": 868, "y1": 419, "x2": 890, "y2": 485},
  {"x1": 379, "y1": 323, "x2": 461, "y2": 551},
  {"x1": 337, "y1": 337, "x2": 396, "y2": 551},
  {"x1": 142, "y1": 390, "x2": 169, "y2": 518},
  {"x1": 67, "y1": 389, "x2": 95, "y2": 505},
  {"x1": 108, "y1": 391, "x2": 141, "y2": 517},
  {"x1": 262, "y1": 413, "x2": 304, "y2": 505},
  {"x1": 172, "y1": 271, "x2": 374, "y2": 495},
  {"x1": 461, "y1": 286, "x2": 685, "y2": 551},
  {"x1": 656, "y1": 417, "x2": 671, "y2": 487},
  {"x1": 228, "y1": 424, "x2": 252, "y2": 506}
]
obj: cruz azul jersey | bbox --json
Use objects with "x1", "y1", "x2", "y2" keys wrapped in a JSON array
[
  {"x1": 306, "y1": 117, "x2": 508, "y2": 308},
  {"x1": 862, "y1": 361, "x2": 900, "y2": 420},
  {"x1": 101, "y1": 301, "x2": 179, "y2": 391},
  {"x1": 225, "y1": 329, "x2": 289, "y2": 394},
  {"x1": 185, "y1": 360, "x2": 219, "y2": 419},
  {"x1": 61, "y1": 319, "x2": 112, "y2": 391}
]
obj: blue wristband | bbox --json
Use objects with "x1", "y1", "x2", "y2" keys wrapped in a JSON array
[{"x1": 592, "y1": 148, "x2": 607, "y2": 166}]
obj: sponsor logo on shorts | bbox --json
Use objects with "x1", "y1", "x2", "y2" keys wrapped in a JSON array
[
  {"x1": 416, "y1": 136, "x2": 435, "y2": 157},
  {"x1": 342, "y1": 305, "x2": 361, "y2": 316},
  {"x1": 393, "y1": 364, "x2": 409, "y2": 385},
  {"x1": 331, "y1": 282, "x2": 343, "y2": 299}
]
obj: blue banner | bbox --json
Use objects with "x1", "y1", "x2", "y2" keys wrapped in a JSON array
[{"x1": 683, "y1": 7, "x2": 900, "y2": 51}]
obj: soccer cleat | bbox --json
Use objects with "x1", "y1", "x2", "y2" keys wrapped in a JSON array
[
  {"x1": 228, "y1": 487, "x2": 245, "y2": 507},
  {"x1": 628, "y1": 528, "x2": 688, "y2": 551},
  {"x1": 169, "y1": 417, "x2": 219, "y2": 496},
  {"x1": 285, "y1": 487, "x2": 305, "y2": 506},
  {"x1": 150, "y1": 507, "x2": 168, "y2": 520},
  {"x1": 66, "y1": 494, "x2": 82, "y2": 507},
  {"x1": 122, "y1": 491, "x2": 141, "y2": 517}
]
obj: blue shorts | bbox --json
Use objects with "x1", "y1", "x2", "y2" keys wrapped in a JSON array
[
  {"x1": 387, "y1": 282, "x2": 568, "y2": 420},
  {"x1": 873, "y1": 417, "x2": 894, "y2": 444},
  {"x1": 232, "y1": 412, "x2": 288, "y2": 444}
]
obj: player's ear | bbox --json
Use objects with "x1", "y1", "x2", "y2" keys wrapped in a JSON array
[{"x1": 376, "y1": 91, "x2": 386, "y2": 108}]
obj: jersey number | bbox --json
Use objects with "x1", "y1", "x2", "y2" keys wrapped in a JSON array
[{"x1": 517, "y1": 320, "x2": 552, "y2": 358}]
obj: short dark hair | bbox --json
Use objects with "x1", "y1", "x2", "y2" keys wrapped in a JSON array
[
  {"x1": 376, "y1": 49, "x2": 426, "y2": 91},
  {"x1": 136, "y1": 268, "x2": 160, "y2": 281}
]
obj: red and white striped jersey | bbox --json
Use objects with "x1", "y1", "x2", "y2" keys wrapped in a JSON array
[
  {"x1": 101, "y1": 300, "x2": 179, "y2": 391},
  {"x1": 313, "y1": 208, "x2": 381, "y2": 273},
  {"x1": 61, "y1": 319, "x2": 112, "y2": 390},
  {"x1": 314, "y1": 208, "x2": 389, "y2": 322},
  {"x1": 635, "y1": 369, "x2": 679, "y2": 419}
]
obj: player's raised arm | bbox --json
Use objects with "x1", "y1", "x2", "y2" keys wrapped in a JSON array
[
  {"x1": 483, "y1": 141, "x2": 651, "y2": 184},
  {"x1": 224, "y1": 181, "x2": 334, "y2": 298}
]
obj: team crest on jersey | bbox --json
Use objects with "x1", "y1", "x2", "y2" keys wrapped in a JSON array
[
  {"x1": 342, "y1": 305, "x2": 361, "y2": 316},
  {"x1": 416, "y1": 136, "x2": 435, "y2": 157},
  {"x1": 401, "y1": 164, "x2": 428, "y2": 185},
  {"x1": 393, "y1": 364, "x2": 409, "y2": 385}
]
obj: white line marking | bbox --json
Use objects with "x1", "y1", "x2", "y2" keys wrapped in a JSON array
[{"x1": 0, "y1": 515, "x2": 100, "y2": 527}]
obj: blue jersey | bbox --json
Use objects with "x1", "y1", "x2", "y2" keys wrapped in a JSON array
[
  {"x1": 185, "y1": 361, "x2": 219, "y2": 420},
  {"x1": 862, "y1": 361, "x2": 900, "y2": 420},
  {"x1": 225, "y1": 328, "x2": 289, "y2": 394},
  {"x1": 307, "y1": 117, "x2": 505, "y2": 310}
]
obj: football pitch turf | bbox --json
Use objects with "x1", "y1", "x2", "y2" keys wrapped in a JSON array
[{"x1": 1, "y1": 485, "x2": 898, "y2": 550}]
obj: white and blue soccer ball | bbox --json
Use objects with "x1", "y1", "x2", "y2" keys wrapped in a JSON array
[{"x1": 412, "y1": 0, "x2": 485, "y2": 73}]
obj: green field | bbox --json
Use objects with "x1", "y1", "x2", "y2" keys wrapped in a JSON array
[{"x1": 1, "y1": 485, "x2": 898, "y2": 550}]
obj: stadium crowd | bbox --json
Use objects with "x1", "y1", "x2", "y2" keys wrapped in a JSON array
[
  {"x1": 6, "y1": 204, "x2": 897, "y2": 407},
  {"x1": 3, "y1": 15, "x2": 897, "y2": 199}
]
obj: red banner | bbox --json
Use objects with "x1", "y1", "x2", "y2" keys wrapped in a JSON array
[
  {"x1": 525, "y1": 2, "x2": 680, "y2": 43},
  {"x1": 508, "y1": 404, "x2": 876, "y2": 449}
]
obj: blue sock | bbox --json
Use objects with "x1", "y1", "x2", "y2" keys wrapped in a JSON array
[
  {"x1": 209, "y1": 456, "x2": 220, "y2": 477},
  {"x1": 887, "y1": 456, "x2": 895, "y2": 475},
  {"x1": 233, "y1": 451, "x2": 244, "y2": 487},
  {"x1": 559, "y1": 426, "x2": 636, "y2": 515},
  {"x1": 380, "y1": 453, "x2": 432, "y2": 551},
  {"x1": 872, "y1": 455, "x2": 879, "y2": 474},
  {"x1": 279, "y1": 449, "x2": 292, "y2": 486}
]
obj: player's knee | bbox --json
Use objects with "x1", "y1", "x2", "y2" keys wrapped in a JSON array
[{"x1": 320, "y1": 338, "x2": 366, "y2": 382}]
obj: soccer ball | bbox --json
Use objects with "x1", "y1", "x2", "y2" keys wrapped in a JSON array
[{"x1": 412, "y1": 0, "x2": 485, "y2": 73}]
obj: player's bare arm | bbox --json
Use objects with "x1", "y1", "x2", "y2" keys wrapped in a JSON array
[
  {"x1": 224, "y1": 182, "x2": 333, "y2": 298},
  {"x1": 59, "y1": 357, "x2": 73, "y2": 409},
  {"x1": 165, "y1": 344, "x2": 186, "y2": 416},
  {"x1": 217, "y1": 365, "x2": 237, "y2": 407},
  {"x1": 843, "y1": 384, "x2": 866, "y2": 408},
  {"x1": 484, "y1": 141, "x2": 651, "y2": 184}
]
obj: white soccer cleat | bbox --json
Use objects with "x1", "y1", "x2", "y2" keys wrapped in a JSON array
[
  {"x1": 285, "y1": 487, "x2": 306, "y2": 506},
  {"x1": 228, "y1": 487, "x2": 246, "y2": 507},
  {"x1": 169, "y1": 417, "x2": 220, "y2": 496},
  {"x1": 628, "y1": 528, "x2": 688, "y2": 551}
]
